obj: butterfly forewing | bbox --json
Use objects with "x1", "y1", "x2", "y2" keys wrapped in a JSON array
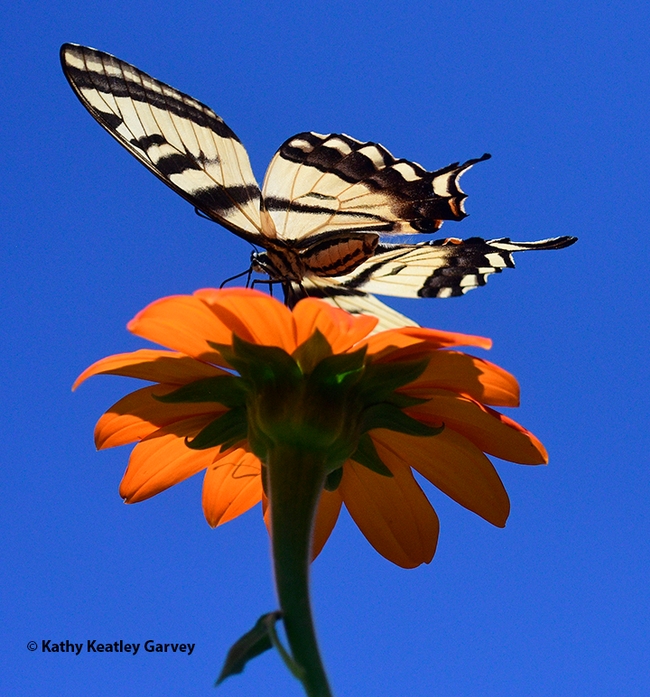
[
  {"x1": 60, "y1": 43, "x2": 263, "y2": 242},
  {"x1": 262, "y1": 131, "x2": 492, "y2": 241}
]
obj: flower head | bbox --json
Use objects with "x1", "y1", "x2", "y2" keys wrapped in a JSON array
[{"x1": 74, "y1": 288, "x2": 546, "y2": 568}]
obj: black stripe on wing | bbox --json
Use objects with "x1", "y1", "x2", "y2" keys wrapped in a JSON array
[{"x1": 60, "y1": 43, "x2": 263, "y2": 243}]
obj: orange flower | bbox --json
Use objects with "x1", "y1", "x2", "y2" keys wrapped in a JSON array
[{"x1": 74, "y1": 288, "x2": 546, "y2": 569}]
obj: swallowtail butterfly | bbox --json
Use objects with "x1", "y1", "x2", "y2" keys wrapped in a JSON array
[{"x1": 61, "y1": 43, "x2": 576, "y2": 329}]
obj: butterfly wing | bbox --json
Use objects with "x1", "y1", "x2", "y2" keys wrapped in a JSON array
[
  {"x1": 285, "y1": 235, "x2": 577, "y2": 329},
  {"x1": 261, "y1": 131, "x2": 490, "y2": 243},
  {"x1": 60, "y1": 43, "x2": 263, "y2": 243},
  {"x1": 284, "y1": 277, "x2": 419, "y2": 332},
  {"x1": 326, "y1": 236, "x2": 578, "y2": 298},
  {"x1": 61, "y1": 43, "x2": 577, "y2": 328}
]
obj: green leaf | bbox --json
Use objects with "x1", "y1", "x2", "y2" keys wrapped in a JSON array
[
  {"x1": 292, "y1": 329, "x2": 333, "y2": 375},
  {"x1": 324, "y1": 467, "x2": 343, "y2": 491},
  {"x1": 153, "y1": 375, "x2": 247, "y2": 408},
  {"x1": 318, "y1": 346, "x2": 367, "y2": 378},
  {"x1": 385, "y1": 392, "x2": 430, "y2": 409},
  {"x1": 230, "y1": 335, "x2": 302, "y2": 390},
  {"x1": 361, "y1": 403, "x2": 445, "y2": 437},
  {"x1": 307, "y1": 347, "x2": 366, "y2": 393},
  {"x1": 208, "y1": 341, "x2": 236, "y2": 366},
  {"x1": 359, "y1": 359, "x2": 429, "y2": 402},
  {"x1": 350, "y1": 433, "x2": 393, "y2": 477},
  {"x1": 185, "y1": 407, "x2": 248, "y2": 450},
  {"x1": 216, "y1": 611, "x2": 282, "y2": 685}
]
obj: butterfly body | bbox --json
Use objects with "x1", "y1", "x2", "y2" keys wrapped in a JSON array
[
  {"x1": 251, "y1": 231, "x2": 380, "y2": 283},
  {"x1": 61, "y1": 43, "x2": 576, "y2": 328}
]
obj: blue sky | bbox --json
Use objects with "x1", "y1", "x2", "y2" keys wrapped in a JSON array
[{"x1": 2, "y1": 1, "x2": 649, "y2": 695}]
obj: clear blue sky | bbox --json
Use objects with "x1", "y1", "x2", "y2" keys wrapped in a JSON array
[{"x1": 2, "y1": 1, "x2": 649, "y2": 695}]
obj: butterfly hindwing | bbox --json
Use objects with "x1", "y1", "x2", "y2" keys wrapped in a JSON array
[
  {"x1": 60, "y1": 43, "x2": 263, "y2": 242},
  {"x1": 285, "y1": 277, "x2": 419, "y2": 332},
  {"x1": 291, "y1": 235, "x2": 577, "y2": 301}
]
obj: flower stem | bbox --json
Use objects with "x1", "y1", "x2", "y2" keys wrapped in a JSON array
[{"x1": 266, "y1": 443, "x2": 333, "y2": 697}]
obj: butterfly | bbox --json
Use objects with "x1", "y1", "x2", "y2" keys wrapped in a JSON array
[{"x1": 61, "y1": 43, "x2": 576, "y2": 329}]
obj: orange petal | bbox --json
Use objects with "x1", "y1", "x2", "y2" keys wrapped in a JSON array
[
  {"x1": 406, "y1": 390, "x2": 548, "y2": 464},
  {"x1": 95, "y1": 385, "x2": 227, "y2": 449},
  {"x1": 399, "y1": 326, "x2": 492, "y2": 350},
  {"x1": 339, "y1": 460, "x2": 439, "y2": 568},
  {"x1": 292, "y1": 298, "x2": 377, "y2": 353},
  {"x1": 194, "y1": 288, "x2": 296, "y2": 351},
  {"x1": 73, "y1": 349, "x2": 226, "y2": 390},
  {"x1": 127, "y1": 295, "x2": 231, "y2": 364},
  {"x1": 201, "y1": 448, "x2": 263, "y2": 527},
  {"x1": 490, "y1": 410, "x2": 549, "y2": 464},
  {"x1": 311, "y1": 487, "x2": 343, "y2": 560},
  {"x1": 365, "y1": 326, "x2": 491, "y2": 356},
  {"x1": 404, "y1": 351, "x2": 520, "y2": 407},
  {"x1": 372, "y1": 428, "x2": 510, "y2": 527},
  {"x1": 119, "y1": 414, "x2": 222, "y2": 502}
]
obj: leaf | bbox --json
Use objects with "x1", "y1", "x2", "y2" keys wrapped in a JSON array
[
  {"x1": 350, "y1": 433, "x2": 393, "y2": 477},
  {"x1": 324, "y1": 467, "x2": 344, "y2": 491},
  {"x1": 361, "y1": 403, "x2": 445, "y2": 437},
  {"x1": 360, "y1": 358, "x2": 429, "y2": 402},
  {"x1": 153, "y1": 375, "x2": 247, "y2": 407},
  {"x1": 185, "y1": 407, "x2": 248, "y2": 450},
  {"x1": 216, "y1": 611, "x2": 282, "y2": 685},
  {"x1": 292, "y1": 329, "x2": 333, "y2": 374},
  {"x1": 308, "y1": 346, "x2": 366, "y2": 388}
]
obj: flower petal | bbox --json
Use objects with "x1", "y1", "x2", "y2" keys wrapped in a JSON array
[
  {"x1": 491, "y1": 410, "x2": 549, "y2": 463},
  {"x1": 195, "y1": 288, "x2": 296, "y2": 352},
  {"x1": 95, "y1": 385, "x2": 226, "y2": 449},
  {"x1": 292, "y1": 298, "x2": 377, "y2": 353},
  {"x1": 119, "y1": 414, "x2": 222, "y2": 502},
  {"x1": 365, "y1": 326, "x2": 492, "y2": 356},
  {"x1": 201, "y1": 448, "x2": 263, "y2": 527},
  {"x1": 311, "y1": 488, "x2": 343, "y2": 560},
  {"x1": 73, "y1": 349, "x2": 226, "y2": 390},
  {"x1": 372, "y1": 428, "x2": 510, "y2": 527},
  {"x1": 405, "y1": 351, "x2": 520, "y2": 407},
  {"x1": 339, "y1": 460, "x2": 439, "y2": 568},
  {"x1": 407, "y1": 390, "x2": 548, "y2": 464},
  {"x1": 127, "y1": 295, "x2": 231, "y2": 364}
]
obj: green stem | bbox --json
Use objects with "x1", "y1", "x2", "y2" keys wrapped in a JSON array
[{"x1": 266, "y1": 443, "x2": 333, "y2": 697}]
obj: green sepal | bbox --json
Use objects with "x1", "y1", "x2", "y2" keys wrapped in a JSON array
[
  {"x1": 359, "y1": 358, "x2": 429, "y2": 403},
  {"x1": 385, "y1": 392, "x2": 430, "y2": 409},
  {"x1": 350, "y1": 433, "x2": 393, "y2": 477},
  {"x1": 324, "y1": 467, "x2": 343, "y2": 491},
  {"x1": 215, "y1": 611, "x2": 282, "y2": 685},
  {"x1": 153, "y1": 375, "x2": 247, "y2": 408},
  {"x1": 292, "y1": 329, "x2": 333, "y2": 375},
  {"x1": 207, "y1": 341, "x2": 236, "y2": 365},
  {"x1": 210, "y1": 336, "x2": 302, "y2": 390},
  {"x1": 185, "y1": 406, "x2": 247, "y2": 450},
  {"x1": 361, "y1": 403, "x2": 445, "y2": 437},
  {"x1": 307, "y1": 346, "x2": 367, "y2": 391}
]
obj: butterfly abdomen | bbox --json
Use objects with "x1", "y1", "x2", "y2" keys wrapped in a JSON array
[{"x1": 254, "y1": 233, "x2": 379, "y2": 281}]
